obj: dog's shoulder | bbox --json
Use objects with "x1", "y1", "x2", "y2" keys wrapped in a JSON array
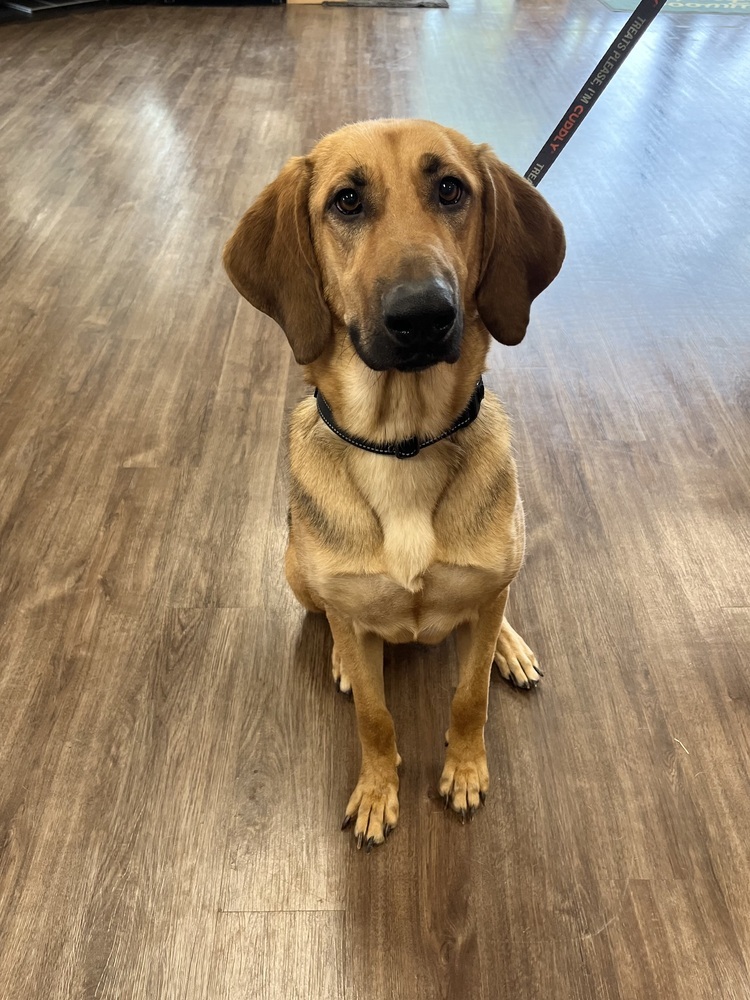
[
  {"x1": 434, "y1": 390, "x2": 520, "y2": 544},
  {"x1": 288, "y1": 396, "x2": 383, "y2": 557}
]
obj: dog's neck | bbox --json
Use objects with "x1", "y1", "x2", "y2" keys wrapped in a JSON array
[{"x1": 306, "y1": 327, "x2": 490, "y2": 445}]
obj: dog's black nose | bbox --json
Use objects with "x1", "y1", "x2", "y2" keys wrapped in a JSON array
[{"x1": 383, "y1": 278, "x2": 457, "y2": 344}]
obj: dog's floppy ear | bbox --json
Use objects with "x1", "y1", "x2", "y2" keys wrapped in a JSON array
[
  {"x1": 476, "y1": 146, "x2": 565, "y2": 346},
  {"x1": 223, "y1": 156, "x2": 331, "y2": 365}
]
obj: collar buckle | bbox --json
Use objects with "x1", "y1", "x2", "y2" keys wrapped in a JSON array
[{"x1": 394, "y1": 436, "x2": 420, "y2": 459}]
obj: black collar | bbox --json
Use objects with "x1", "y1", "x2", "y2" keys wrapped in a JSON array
[{"x1": 314, "y1": 377, "x2": 484, "y2": 459}]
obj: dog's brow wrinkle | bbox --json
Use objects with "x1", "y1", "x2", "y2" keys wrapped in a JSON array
[
  {"x1": 421, "y1": 153, "x2": 443, "y2": 175},
  {"x1": 347, "y1": 167, "x2": 368, "y2": 187}
]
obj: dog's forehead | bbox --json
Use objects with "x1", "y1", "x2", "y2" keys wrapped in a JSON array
[{"x1": 309, "y1": 120, "x2": 477, "y2": 190}]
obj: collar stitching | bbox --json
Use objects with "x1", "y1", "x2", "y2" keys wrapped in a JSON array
[{"x1": 314, "y1": 377, "x2": 484, "y2": 459}]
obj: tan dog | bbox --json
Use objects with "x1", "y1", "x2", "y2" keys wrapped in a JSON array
[{"x1": 224, "y1": 119, "x2": 565, "y2": 849}]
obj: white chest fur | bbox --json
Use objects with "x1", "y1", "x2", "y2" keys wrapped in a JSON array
[{"x1": 352, "y1": 449, "x2": 451, "y2": 592}]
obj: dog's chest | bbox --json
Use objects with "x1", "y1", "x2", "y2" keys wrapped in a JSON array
[
  {"x1": 354, "y1": 452, "x2": 450, "y2": 592},
  {"x1": 320, "y1": 562, "x2": 510, "y2": 644},
  {"x1": 305, "y1": 449, "x2": 522, "y2": 643}
]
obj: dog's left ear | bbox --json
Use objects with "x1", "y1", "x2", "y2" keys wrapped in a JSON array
[
  {"x1": 476, "y1": 146, "x2": 565, "y2": 346},
  {"x1": 223, "y1": 156, "x2": 331, "y2": 365}
]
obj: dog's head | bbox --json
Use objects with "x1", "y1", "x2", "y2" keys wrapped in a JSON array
[{"x1": 224, "y1": 119, "x2": 565, "y2": 371}]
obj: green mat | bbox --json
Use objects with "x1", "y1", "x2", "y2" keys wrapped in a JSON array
[{"x1": 599, "y1": 0, "x2": 750, "y2": 12}]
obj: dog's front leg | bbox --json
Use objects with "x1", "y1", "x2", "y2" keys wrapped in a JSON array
[
  {"x1": 328, "y1": 611, "x2": 399, "y2": 849},
  {"x1": 440, "y1": 588, "x2": 509, "y2": 819}
]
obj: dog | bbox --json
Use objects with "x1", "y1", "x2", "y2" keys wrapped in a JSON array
[{"x1": 223, "y1": 119, "x2": 565, "y2": 849}]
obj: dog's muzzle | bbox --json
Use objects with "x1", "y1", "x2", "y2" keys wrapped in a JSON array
[
  {"x1": 348, "y1": 275, "x2": 464, "y2": 372},
  {"x1": 383, "y1": 276, "x2": 456, "y2": 341},
  {"x1": 381, "y1": 277, "x2": 461, "y2": 371},
  {"x1": 345, "y1": 277, "x2": 459, "y2": 373}
]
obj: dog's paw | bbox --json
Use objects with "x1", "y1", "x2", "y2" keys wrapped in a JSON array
[
  {"x1": 494, "y1": 619, "x2": 542, "y2": 689},
  {"x1": 331, "y1": 643, "x2": 352, "y2": 696},
  {"x1": 341, "y1": 764, "x2": 399, "y2": 850},
  {"x1": 439, "y1": 746, "x2": 489, "y2": 821}
]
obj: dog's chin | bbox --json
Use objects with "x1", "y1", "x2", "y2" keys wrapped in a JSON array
[
  {"x1": 349, "y1": 326, "x2": 463, "y2": 374},
  {"x1": 392, "y1": 351, "x2": 460, "y2": 373}
]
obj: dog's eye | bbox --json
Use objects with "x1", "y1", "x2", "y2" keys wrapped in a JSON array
[
  {"x1": 438, "y1": 177, "x2": 463, "y2": 206},
  {"x1": 334, "y1": 189, "x2": 363, "y2": 216}
]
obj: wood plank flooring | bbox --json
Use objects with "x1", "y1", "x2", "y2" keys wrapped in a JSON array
[{"x1": 1, "y1": 2, "x2": 749, "y2": 997}]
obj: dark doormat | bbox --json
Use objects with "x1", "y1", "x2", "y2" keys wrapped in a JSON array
[
  {"x1": 324, "y1": 0, "x2": 447, "y2": 7},
  {"x1": 127, "y1": 0, "x2": 279, "y2": 5},
  {"x1": 116, "y1": 0, "x2": 278, "y2": 5},
  {"x1": 599, "y1": 0, "x2": 750, "y2": 11},
  {"x1": 3, "y1": 0, "x2": 107, "y2": 14}
]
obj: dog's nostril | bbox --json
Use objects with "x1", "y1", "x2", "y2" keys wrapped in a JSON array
[
  {"x1": 385, "y1": 310, "x2": 455, "y2": 340},
  {"x1": 434, "y1": 312, "x2": 456, "y2": 336},
  {"x1": 385, "y1": 311, "x2": 454, "y2": 332}
]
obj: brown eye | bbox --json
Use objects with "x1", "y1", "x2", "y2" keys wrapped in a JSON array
[
  {"x1": 334, "y1": 189, "x2": 363, "y2": 216},
  {"x1": 438, "y1": 176, "x2": 463, "y2": 206}
]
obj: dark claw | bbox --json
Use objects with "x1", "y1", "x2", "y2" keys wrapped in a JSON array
[
  {"x1": 341, "y1": 814, "x2": 353, "y2": 830},
  {"x1": 536, "y1": 666, "x2": 544, "y2": 677},
  {"x1": 365, "y1": 837, "x2": 375, "y2": 853},
  {"x1": 479, "y1": 790, "x2": 486, "y2": 805},
  {"x1": 510, "y1": 674, "x2": 529, "y2": 690},
  {"x1": 443, "y1": 794, "x2": 451, "y2": 811},
  {"x1": 356, "y1": 833, "x2": 364, "y2": 850},
  {"x1": 460, "y1": 808, "x2": 467, "y2": 825},
  {"x1": 384, "y1": 824, "x2": 392, "y2": 838},
  {"x1": 468, "y1": 805, "x2": 477, "y2": 820}
]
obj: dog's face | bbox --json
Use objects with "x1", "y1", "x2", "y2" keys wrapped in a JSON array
[
  {"x1": 224, "y1": 119, "x2": 565, "y2": 369},
  {"x1": 306, "y1": 123, "x2": 483, "y2": 372}
]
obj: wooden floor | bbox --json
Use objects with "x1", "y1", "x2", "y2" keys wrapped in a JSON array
[{"x1": 1, "y1": 2, "x2": 749, "y2": 998}]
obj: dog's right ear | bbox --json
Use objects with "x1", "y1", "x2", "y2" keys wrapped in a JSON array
[{"x1": 223, "y1": 156, "x2": 331, "y2": 365}]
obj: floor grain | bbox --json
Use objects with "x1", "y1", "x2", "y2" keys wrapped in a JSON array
[{"x1": 1, "y1": 2, "x2": 749, "y2": 998}]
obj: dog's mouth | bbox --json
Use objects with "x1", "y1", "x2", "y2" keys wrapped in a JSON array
[
  {"x1": 348, "y1": 317, "x2": 464, "y2": 373},
  {"x1": 391, "y1": 345, "x2": 462, "y2": 373}
]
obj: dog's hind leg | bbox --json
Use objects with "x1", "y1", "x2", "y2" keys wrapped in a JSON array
[
  {"x1": 284, "y1": 534, "x2": 323, "y2": 613},
  {"x1": 331, "y1": 642, "x2": 352, "y2": 695},
  {"x1": 493, "y1": 617, "x2": 542, "y2": 689}
]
